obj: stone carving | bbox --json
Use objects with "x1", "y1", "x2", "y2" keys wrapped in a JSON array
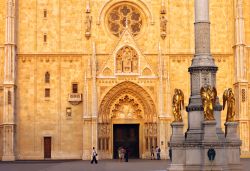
[
  {"x1": 200, "y1": 86, "x2": 217, "y2": 120},
  {"x1": 144, "y1": 123, "x2": 157, "y2": 136},
  {"x1": 111, "y1": 95, "x2": 142, "y2": 119},
  {"x1": 160, "y1": 15, "x2": 167, "y2": 39},
  {"x1": 116, "y1": 46, "x2": 138, "y2": 73},
  {"x1": 7, "y1": 91, "x2": 11, "y2": 105},
  {"x1": 242, "y1": 89, "x2": 246, "y2": 102},
  {"x1": 223, "y1": 88, "x2": 236, "y2": 122},
  {"x1": 98, "y1": 81, "x2": 156, "y2": 124},
  {"x1": 191, "y1": 72, "x2": 199, "y2": 95},
  {"x1": 85, "y1": 14, "x2": 92, "y2": 39},
  {"x1": 107, "y1": 4, "x2": 143, "y2": 37},
  {"x1": 98, "y1": 124, "x2": 110, "y2": 137},
  {"x1": 201, "y1": 71, "x2": 210, "y2": 86},
  {"x1": 172, "y1": 89, "x2": 184, "y2": 122}
]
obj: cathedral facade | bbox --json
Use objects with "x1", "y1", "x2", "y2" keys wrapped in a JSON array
[{"x1": 0, "y1": 0, "x2": 250, "y2": 160}]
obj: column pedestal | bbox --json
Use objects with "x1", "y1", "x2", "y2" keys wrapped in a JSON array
[
  {"x1": 225, "y1": 122, "x2": 242, "y2": 170},
  {"x1": 168, "y1": 122, "x2": 185, "y2": 171},
  {"x1": 225, "y1": 122, "x2": 239, "y2": 141},
  {"x1": 170, "y1": 122, "x2": 184, "y2": 142},
  {"x1": 202, "y1": 120, "x2": 218, "y2": 142}
]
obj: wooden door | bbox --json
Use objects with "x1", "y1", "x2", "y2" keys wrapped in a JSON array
[
  {"x1": 113, "y1": 124, "x2": 139, "y2": 159},
  {"x1": 44, "y1": 137, "x2": 51, "y2": 159}
]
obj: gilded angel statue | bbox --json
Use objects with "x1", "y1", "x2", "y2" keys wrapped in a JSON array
[
  {"x1": 172, "y1": 89, "x2": 184, "y2": 122},
  {"x1": 200, "y1": 86, "x2": 217, "y2": 121},
  {"x1": 223, "y1": 88, "x2": 236, "y2": 122}
]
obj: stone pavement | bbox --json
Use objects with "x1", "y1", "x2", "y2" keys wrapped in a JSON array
[{"x1": 0, "y1": 159, "x2": 249, "y2": 171}]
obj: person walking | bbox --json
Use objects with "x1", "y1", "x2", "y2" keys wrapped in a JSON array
[
  {"x1": 121, "y1": 147, "x2": 125, "y2": 161},
  {"x1": 156, "y1": 146, "x2": 160, "y2": 160},
  {"x1": 91, "y1": 147, "x2": 98, "y2": 164},
  {"x1": 150, "y1": 146, "x2": 155, "y2": 160},
  {"x1": 118, "y1": 147, "x2": 122, "y2": 161},
  {"x1": 124, "y1": 147, "x2": 129, "y2": 162},
  {"x1": 158, "y1": 147, "x2": 161, "y2": 160}
]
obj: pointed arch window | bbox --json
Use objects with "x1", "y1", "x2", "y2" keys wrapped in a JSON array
[{"x1": 45, "y1": 72, "x2": 50, "y2": 83}]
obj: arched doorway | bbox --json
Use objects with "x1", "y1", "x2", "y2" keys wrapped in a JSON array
[{"x1": 98, "y1": 81, "x2": 157, "y2": 159}]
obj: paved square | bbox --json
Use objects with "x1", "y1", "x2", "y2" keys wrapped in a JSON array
[{"x1": 0, "y1": 159, "x2": 249, "y2": 171}]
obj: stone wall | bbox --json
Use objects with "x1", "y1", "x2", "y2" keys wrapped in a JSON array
[{"x1": 16, "y1": 55, "x2": 84, "y2": 159}]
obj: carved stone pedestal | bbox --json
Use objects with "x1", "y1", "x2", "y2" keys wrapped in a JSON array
[
  {"x1": 225, "y1": 122, "x2": 239, "y2": 141},
  {"x1": 202, "y1": 120, "x2": 218, "y2": 142},
  {"x1": 170, "y1": 122, "x2": 184, "y2": 142},
  {"x1": 225, "y1": 122, "x2": 242, "y2": 171},
  {"x1": 168, "y1": 122, "x2": 185, "y2": 171}
]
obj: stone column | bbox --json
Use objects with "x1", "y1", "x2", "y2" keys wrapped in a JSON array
[
  {"x1": 2, "y1": 0, "x2": 17, "y2": 161},
  {"x1": 233, "y1": 0, "x2": 249, "y2": 156},
  {"x1": 186, "y1": 0, "x2": 221, "y2": 140}
]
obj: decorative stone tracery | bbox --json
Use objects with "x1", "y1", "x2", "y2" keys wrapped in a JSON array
[
  {"x1": 98, "y1": 81, "x2": 157, "y2": 157},
  {"x1": 116, "y1": 46, "x2": 138, "y2": 73},
  {"x1": 111, "y1": 95, "x2": 142, "y2": 119},
  {"x1": 107, "y1": 4, "x2": 143, "y2": 37}
]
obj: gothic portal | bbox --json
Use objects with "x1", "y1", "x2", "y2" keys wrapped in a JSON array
[{"x1": 0, "y1": 0, "x2": 250, "y2": 161}]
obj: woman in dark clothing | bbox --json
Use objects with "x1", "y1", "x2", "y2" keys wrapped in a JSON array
[{"x1": 124, "y1": 148, "x2": 129, "y2": 162}]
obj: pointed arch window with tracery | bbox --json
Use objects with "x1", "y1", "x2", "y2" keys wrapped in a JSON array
[{"x1": 116, "y1": 46, "x2": 138, "y2": 74}]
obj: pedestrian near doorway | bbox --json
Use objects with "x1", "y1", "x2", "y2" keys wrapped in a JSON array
[
  {"x1": 91, "y1": 147, "x2": 98, "y2": 164},
  {"x1": 158, "y1": 147, "x2": 161, "y2": 160},
  {"x1": 156, "y1": 146, "x2": 161, "y2": 160},
  {"x1": 150, "y1": 146, "x2": 155, "y2": 160},
  {"x1": 121, "y1": 147, "x2": 125, "y2": 161},
  {"x1": 124, "y1": 147, "x2": 129, "y2": 162},
  {"x1": 118, "y1": 147, "x2": 122, "y2": 161}
]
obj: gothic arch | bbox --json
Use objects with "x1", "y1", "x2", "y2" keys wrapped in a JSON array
[{"x1": 98, "y1": 81, "x2": 156, "y2": 123}]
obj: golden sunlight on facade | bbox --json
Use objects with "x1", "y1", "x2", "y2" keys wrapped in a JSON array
[{"x1": 0, "y1": 0, "x2": 250, "y2": 160}]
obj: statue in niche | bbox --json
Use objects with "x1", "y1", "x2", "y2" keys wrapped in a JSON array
[
  {"x1": 123, "y1": 47, "x2": 132, "y2": 72},
  {"x1": 200, "y1": 86, "x2": 217, "y2": 121},
  {"x1": 132, "y1": 56, "x2": 138, "y2": 73},
  {"x1": 223, "y1": 88, "x2": 236, "y2": 122},
  {"x1": 160, "y1": 15, "x2": 167, "y2": 39},
  {"x1": 172, "y1": 89, "x2": 184, "y2": 122},
  {"x1": 116, "y1": 57, "x2": 122, "y2": 73},
  {"x1": 85, "y1": 14, "x2": 92, "y2": 38},
  {"x1": 116, "y1": 46, "x2": 138, "y2": 73}
]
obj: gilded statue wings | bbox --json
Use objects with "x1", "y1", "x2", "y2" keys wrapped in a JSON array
[
  {"x1": 212, "y1": 87, "x2": 217, "y2": 104},
  {"x1": 223, "y1": 89, "x2": 229, "y2": 110},
  {"x1": 200, "y1": 87, "x2": 206, "y2": 101},
  {"x1": 179, "y1": 89, "x2": 184, "y2": 110}
]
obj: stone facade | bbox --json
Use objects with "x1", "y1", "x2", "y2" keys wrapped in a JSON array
[{"x1": 0, "y1": 0, "x2": 249, "y2": 160}]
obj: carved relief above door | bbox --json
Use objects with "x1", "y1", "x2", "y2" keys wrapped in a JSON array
[
  {"x1": 111, "y1": 95, "x2": 142, "y2": 119},
  {"x1": 116, "y1": 46, "x2": 138, "y2": 74}
]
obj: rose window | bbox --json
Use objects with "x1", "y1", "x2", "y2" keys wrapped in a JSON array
[{"x1": 107, "y1": 4, "x2": 143, "y2": 37}]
